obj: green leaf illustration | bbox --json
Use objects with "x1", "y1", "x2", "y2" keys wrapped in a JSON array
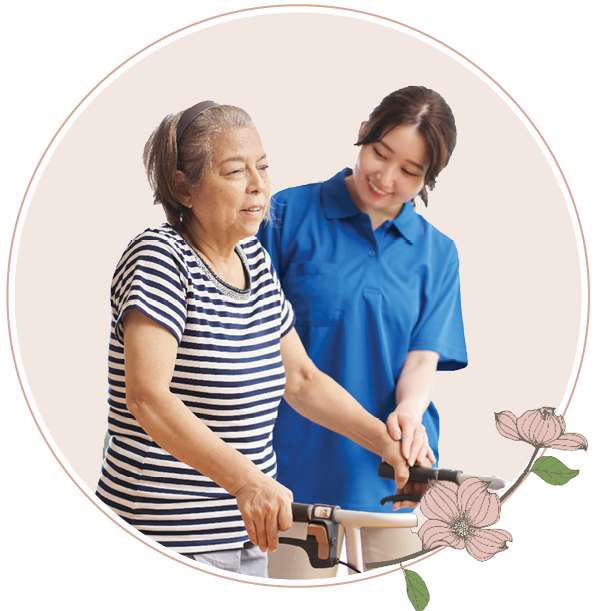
[
  {"x1": 531, "y1": 456, "x2": 579, "y2": 485},
  {"x1": 404, "y1": 569, "x2": 430, "y2": 611}
]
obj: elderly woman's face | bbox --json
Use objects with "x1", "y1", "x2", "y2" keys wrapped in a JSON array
[{"x1": 184, "y1": 126, "x2": 270, "y2": 245}]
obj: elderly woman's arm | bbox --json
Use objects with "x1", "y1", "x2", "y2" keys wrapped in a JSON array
[
  {"x1": 122, "y1": 308, "x2": 293, "y2": 553},
  {"x1": 386, "y1": 350, "x2": 439, "y2": 468},
  {"x1": 280, "y1": 328, "x2": 411, "y2": 493}
]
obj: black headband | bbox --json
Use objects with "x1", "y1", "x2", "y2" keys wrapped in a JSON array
[{"x1": 176, "y1": 100, "x2": 218, "y2": 144}]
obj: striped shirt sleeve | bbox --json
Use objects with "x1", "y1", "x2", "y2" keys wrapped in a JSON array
[{"x1": 111, "y1": 233, "x2": 188, "y2": 345}]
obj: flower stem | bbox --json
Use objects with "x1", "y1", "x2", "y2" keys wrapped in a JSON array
[{"x1": 500, "y1": 446, "x2": 540, "y2": 503}]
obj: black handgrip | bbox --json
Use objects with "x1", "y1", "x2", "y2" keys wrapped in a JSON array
[
  {"x1": 292, "y1": 502, "x2": 312, "y2": 522},
  {"x1": 378, "y1": 462, "x2": 463, "y2": 484}
]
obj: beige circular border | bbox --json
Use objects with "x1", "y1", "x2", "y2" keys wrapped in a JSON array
[{"x1": 5, "y1": 4, "x2": 590, "y2": 588}]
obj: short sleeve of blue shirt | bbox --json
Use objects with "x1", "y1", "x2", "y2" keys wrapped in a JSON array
[{"x1": 258, "y1": 169, "x2": 468, "y2": 512}]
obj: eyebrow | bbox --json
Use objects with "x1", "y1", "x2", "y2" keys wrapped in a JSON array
[
  {"x1": 220, "y1": 153, "x2": 267, "y2": 166},
  {"x1": 378, "y1": 140, "x2": 425, "y2": 171}
]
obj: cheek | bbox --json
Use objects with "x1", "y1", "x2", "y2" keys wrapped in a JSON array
[
  {"x1": 356, "y1": 153, "x2": 377, "y2": 180},
  {"x1": 406, "y1": 178, "x2": 425, "y2": 199}
]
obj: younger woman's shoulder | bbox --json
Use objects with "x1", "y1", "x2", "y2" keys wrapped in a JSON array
[
  {"x1": 274, "y1": 178, "x2": 325, "y2": 200},
  {"x1": 413, "y1": 212, "x2": 460, "y2": 259}
]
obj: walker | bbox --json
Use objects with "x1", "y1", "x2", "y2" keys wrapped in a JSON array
[{"x1": 278, "y1": 463, "x2": 510, "y2": 574}]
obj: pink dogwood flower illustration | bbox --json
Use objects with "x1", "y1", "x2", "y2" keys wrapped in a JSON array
[
  {"x1": 495, "y1": 407, "x2": 588, "y2": 450},
  {"x1": 418, "y1": 478, "x2": 512, "y2": 562}
]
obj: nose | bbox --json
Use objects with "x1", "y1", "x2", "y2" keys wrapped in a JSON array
[
  {"x1": 379, "y1": 164, "x2": 395, "y2": 189},
  {"x1": 246, "y1": 166, "x2": 268, "y2": 194}
]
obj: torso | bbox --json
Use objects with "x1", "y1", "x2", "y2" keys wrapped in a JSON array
[{"x1": 96, "y1": 224, "x2": 295, "y2": 553}]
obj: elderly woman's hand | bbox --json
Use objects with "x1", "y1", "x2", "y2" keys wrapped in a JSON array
[{"x1": 234, "y1": 474, "x2": 294, "y2": 553}]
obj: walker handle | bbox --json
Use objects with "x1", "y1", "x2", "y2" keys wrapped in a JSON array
[
  {"x1": 292, "y1": 502, "x2": 313, "y2": 522},
  {"x1": 378, "y1": 462, "x2": 463, "y2": 484}
]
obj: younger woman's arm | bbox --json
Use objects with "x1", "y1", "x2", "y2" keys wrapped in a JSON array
[{"x1": 387, "y1": 350, "x2": 439, "y2": 467}]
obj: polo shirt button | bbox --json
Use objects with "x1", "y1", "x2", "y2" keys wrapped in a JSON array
[{"x1": 368, "y1": 250, "x2": 376, "y2": 257}]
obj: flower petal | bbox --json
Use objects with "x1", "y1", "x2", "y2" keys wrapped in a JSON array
[
  {"x1": 494, "y1": 411, "x2": 522, "y2": 441},
  {"x1": 418, "y1": 519, "x2": 466, "y2": 551},
  {"x1": 517, "y1": 408, "x2": 564, "y2": 446},
  {"x1": 457, "y1": 478, "x2": 501, "y2": 528},
  {"x1": 420, "y1": 480, "x2": 461, "y2": 522},
  {"x1": 546, "y1": 432, "x2": 588, "y2": 451},
  {"x1": 465, "y1": 528, "x2": 513, "y2": 562}
]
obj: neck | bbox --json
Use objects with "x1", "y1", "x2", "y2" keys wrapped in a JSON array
[{"x1": 179, "y1": 224, "x2": 247, "y2": 290}]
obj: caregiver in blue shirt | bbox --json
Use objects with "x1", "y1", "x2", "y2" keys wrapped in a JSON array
[{"x1": 258, "y1": 86, "x2": 467, "y2": 579}]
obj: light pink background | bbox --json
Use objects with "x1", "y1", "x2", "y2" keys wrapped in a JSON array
[{"x1": 15, "y1": 13, "x2": 582, "y2": 491}]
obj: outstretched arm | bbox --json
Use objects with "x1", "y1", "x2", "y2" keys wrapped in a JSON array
[{"x1": 280, "y1": 327, "x2": 410, "y2": 494}]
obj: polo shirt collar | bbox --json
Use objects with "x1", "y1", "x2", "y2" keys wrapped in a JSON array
[
  {"x1": 391, "y1": 197, "x2": 423, "y2": 244},
  {"x1": 323, "y1": 168, "x2": 424, "y2": 244},
  {"x1": 323, "y1": 169, "x2": 361, "y2": 220}
]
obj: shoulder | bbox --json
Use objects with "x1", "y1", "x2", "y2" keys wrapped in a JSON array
[
  {"x1": 413, "y1": 212, "x2": 459, "y2": 264},
  {"x1": 114, "y1": 224, "x2": 191, "y2": 277},
  {"x1": 273, "y1": 179, "x2": 325, "y2": 203},
  {"x1": 239, "y1": 235, "x2": 275, "y2": 270},
  {"x1": 126, "y1": 224, "x2": 188, "y2": 254},
  {"x1": 270, "y1": 180, "x2": 325, "y2": 223}
]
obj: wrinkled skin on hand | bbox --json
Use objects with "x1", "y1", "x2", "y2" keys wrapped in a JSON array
[{"x1": 234, "y1": 474, "x2": 293, "y2": 552}]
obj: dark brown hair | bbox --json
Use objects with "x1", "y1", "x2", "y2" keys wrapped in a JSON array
[
  {"x1": 143, "y1": 104, "x2": 254, "y2": 228},
  {"x1": 356, "y1": 86, "x2": 457, "y2": 206}
]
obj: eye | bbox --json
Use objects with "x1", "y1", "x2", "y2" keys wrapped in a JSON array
[
  {"x1": 402, "y1": 168, "x2": 420, "y2": 177},
  {"x1": 372, "y1": 145, "x2": 386, "y2": 159},
  {"x1": 228, "y1": 168, "x2": 243, "y2": 175},
  {"x1": 259, "y1": 164, "x2": 269, "y2": 171}
]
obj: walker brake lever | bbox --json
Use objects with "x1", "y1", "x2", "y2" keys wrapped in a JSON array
[
  {"x1": 379, "y1": 493, "x2": 422, "y2": 506},
  {"x1": 279, "y1": 503, "x2": 341, "y2": 569}
]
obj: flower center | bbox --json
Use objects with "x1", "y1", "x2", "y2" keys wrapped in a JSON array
[{"x1": 453, "y1": 519, "x2": 471, "y2": 538}]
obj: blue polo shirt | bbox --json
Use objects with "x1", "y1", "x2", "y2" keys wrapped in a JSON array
[{"x1": 258, "y1": 169, "x2": 467, "y2": 512}]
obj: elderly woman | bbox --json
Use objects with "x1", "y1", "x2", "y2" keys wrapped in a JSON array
[{"x1": 95, "y1": 101, "x2": 410, "y2": 578}]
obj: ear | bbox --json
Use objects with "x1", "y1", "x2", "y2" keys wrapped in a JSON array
[
  {"x1": 174, "y1": 170, "x2": 193, "y2": 207},
  {"x1": 357, "y1": 121, "x2": 368, "y2": 141}
]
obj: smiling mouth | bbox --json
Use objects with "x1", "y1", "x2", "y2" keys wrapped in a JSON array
[
  {"x1": 242, "y1": 206, "x2": 263, "y2": 212},
  {"x1": 368, "y1": 179, "x2": 390, "y2": 196}
]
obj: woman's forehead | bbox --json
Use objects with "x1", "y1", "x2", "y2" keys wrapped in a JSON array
[{"x1": 211, "y1": 126, "x2": 264, "y2": 159}]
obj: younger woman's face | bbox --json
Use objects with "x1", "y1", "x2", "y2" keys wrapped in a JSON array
[{"x1": 348, "y1": 123, "x2": 429, "y2": 219}]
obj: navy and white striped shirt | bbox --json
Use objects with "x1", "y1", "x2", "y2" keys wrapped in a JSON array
[{"x1": 96, "y1": 224, "x2": 295, "y2": 553}]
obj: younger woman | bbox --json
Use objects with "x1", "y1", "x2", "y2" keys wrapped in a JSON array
[{"x1": 258, "y1": 86, "x2": 468, "y2": 578}]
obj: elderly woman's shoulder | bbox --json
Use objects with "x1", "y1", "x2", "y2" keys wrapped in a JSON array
[{"x1": 118, "y1": 224, "x2": 191, "y2": 264}]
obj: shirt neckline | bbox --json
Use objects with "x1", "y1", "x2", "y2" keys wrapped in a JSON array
[{"x1": 166, "y1": 224, "x2": 253, "y2": 301}]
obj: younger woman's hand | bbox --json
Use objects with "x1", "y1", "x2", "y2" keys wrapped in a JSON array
[
  {"x1": 386, "y1": 408, "x2": 436, "y2": 467},
  {"x1": 234, "y1": 473, "x2": 294, "y2": 553}
]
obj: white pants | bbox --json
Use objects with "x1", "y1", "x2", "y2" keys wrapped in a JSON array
[{"x1": 186, "y1": 546, "x2": 268, "y2": 577}]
